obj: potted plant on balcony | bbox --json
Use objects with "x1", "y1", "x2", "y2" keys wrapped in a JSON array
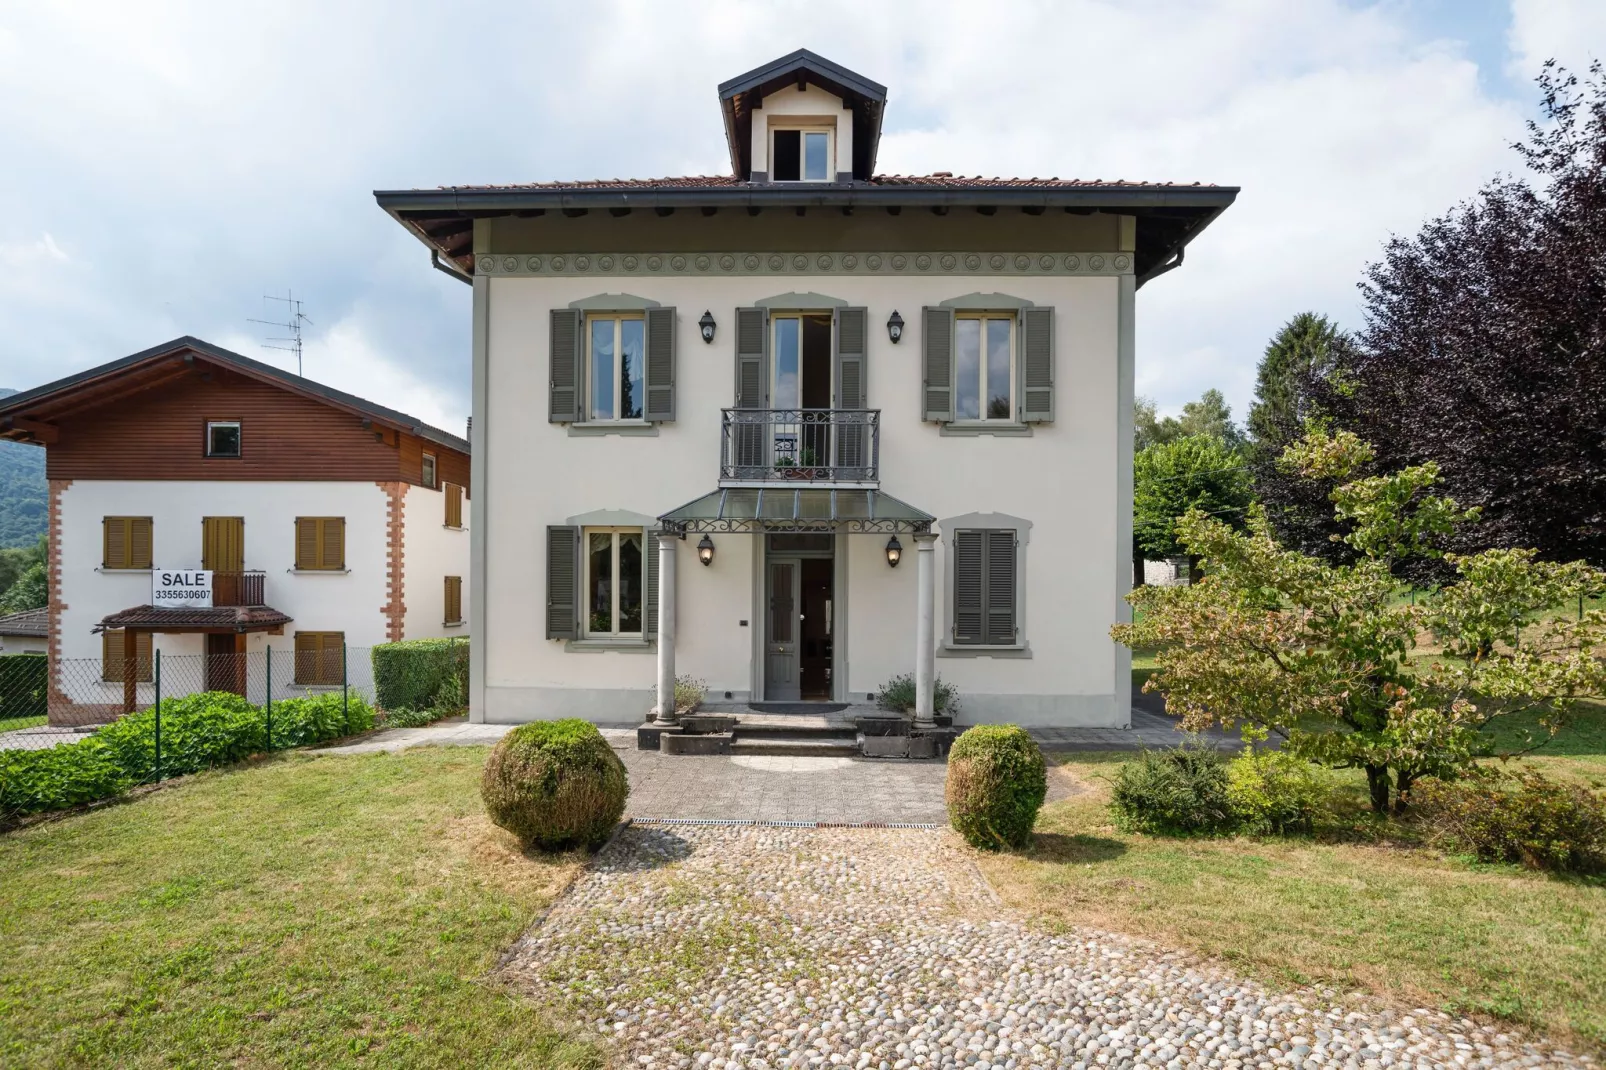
[
  {"x1": 775, "y1": 456, "x2": 809, "y2": 481},
  {"x1": 798, "y1": 447, "x2": 822, "y2": 480}
]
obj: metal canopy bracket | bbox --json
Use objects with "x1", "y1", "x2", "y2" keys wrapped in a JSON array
[{"x1": 659, "y1": 487, "x2": 933, "y2": 536}]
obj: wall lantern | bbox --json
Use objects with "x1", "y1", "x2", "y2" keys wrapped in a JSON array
[
  {"x1": 699, "y1": 310, "x2": 717, "y2": 344},
  {"x1": 884, "y1": 535, "x2": 902, "y2": 568},
  {"x1": 886, "y1": 309, "x2": 905, "y2": 344},
  {"x1": 697, "y1": 533, "x2": 716, "y2": 566}
]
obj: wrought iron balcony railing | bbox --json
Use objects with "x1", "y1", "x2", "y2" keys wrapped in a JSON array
[
  {"x1": 720, "y1": 408, "x2": 880, "y2": 485},
  {"x1": 212, "y1": 570, "x2": 268, "y2": 607}
]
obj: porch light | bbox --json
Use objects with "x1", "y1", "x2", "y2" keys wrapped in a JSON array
[
  {"x1": 699, "y1": 310, "x2": 717, "y2": 344},
  {"x1": 886, "y1": 309, "x2": 904, "y2": 344},
  {"x1": 697, "y1": 534, "x2": 716, "y2": 566},
  {"x1": 885, "y1": 535, "x2": 902, "y2": 568}
]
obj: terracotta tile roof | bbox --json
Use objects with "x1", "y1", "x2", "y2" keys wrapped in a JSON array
[
  {"x1": 97, "y1": 605, "x2": 293, "y2": 632},
  {"x1": 425, "y1": 174, "x2": 1225, "y2": 192},
  {"x1": 0, "y1": 607, "x2": 47, "y2": 637}
]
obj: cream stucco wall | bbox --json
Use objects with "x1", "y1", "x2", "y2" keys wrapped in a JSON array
[
  {"x1": 477, "y1": 268, "x2": 1131, "y2": 726},
  {"x1": 402, "y1": 482, "x2": 471, "y2": 640}
]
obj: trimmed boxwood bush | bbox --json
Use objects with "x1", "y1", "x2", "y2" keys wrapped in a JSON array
[
  {"x1": 1110, "y1": 746, "x2": 1237, "y2": 836},
  {"x1": 481, "y1": 719, "x2": 628, "y2": 851},
  {"x1": 0, "y1": 737, "x2": 130, "y2": 816},
  {"x1": 945, "y1": 725, "x2": 1047, "y2": 850},
  {"x1": 1412, "y1": 771, "x2": 1606, "y2": 874},
  {"x1": 372, "y1": 638, "x2": 469, "y2": 712}
]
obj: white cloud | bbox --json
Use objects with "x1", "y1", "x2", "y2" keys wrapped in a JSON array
[{"x1": 1509, "y1": 0, "x2": 1606, "y2": 79}]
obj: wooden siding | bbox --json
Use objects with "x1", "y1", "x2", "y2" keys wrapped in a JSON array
[
  {"x1": 399, "y1": 431, "x2": 470, "y2": 496},
  {"x1": 43, "y1": 365, "x2": 469, "y2": 486}
]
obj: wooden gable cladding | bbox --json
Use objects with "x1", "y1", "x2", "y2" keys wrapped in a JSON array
[{"x1": 40, "y1": 359, "x2": 469, "y2": 486}]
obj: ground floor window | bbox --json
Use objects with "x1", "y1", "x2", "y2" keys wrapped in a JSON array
[
  {"x1": 951, "y1": 529, "x2": 1018, "y2": 645},
  {"x1": 102, "y1": 629, "x2": 152, "y2": 682},
  {"x1": 294, "y1": 631, "x2": 344, "y2": 685},
  {"x1": 585, "y1": 528, "x2": 644, "y2": 636}
]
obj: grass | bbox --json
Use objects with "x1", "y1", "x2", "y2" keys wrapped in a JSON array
[
  {"x1": 980, "y1": 740, "x2": 1606, "y2": 1053},
  {"x1": 0, "y1": 748, "x2": 600, "y2": 1068},
  {"x1": 0, "y1": 713, "x2": 44, "y2": 733}
]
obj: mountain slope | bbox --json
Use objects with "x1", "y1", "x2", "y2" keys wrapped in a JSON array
[{"x1": 0, "y1": 390, "x2": 47, "y2": 548}]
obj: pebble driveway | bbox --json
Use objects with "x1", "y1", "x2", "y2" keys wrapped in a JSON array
[{"x1": 501, "y1": 823, "x2": 1590, "y2": 1070}]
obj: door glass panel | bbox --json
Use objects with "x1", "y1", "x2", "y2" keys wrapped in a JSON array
[
  {"x1": 588, "y1": 532, "x2": 613, "y2": 633},
  {"x1": 770, "y1": 564, "x2": 794, "y2": 643},
  {"x1": 620, "y1": 319, "x2": 645, "y2": 420},
  {"x1": 773, "y1": 318, "x2": 800, "y2": 409},
  {"x1": 803, "y1": 132, "x2": 828, "y2": 180},
  {"x1": 617, "y1": 532, "x2": 643, "y2": 632},
  {"x1": 589, "y1": 319, "x2": 615, "y2": 420},
  {"x1": 986, "y1": 319, "x2": 1012, "y2": 419},
  {"x1": 955, "y1": 318, "x2": 981, "y2": 420}
]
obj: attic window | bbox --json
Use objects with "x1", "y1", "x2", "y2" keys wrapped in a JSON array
[
  {"x1": 206, "y1": 421, "x2": 241, "y2": 458},
  {"x1": 773, "y1": 128, "x2": 831, "y2": 182}
]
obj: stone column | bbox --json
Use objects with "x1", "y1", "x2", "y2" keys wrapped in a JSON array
[
  {"x1": 653, "y1": 536, "x2": 678, "y2": 726},
  {"x1": 913, "y1": 533, "x2": 938, "y2": 730}
]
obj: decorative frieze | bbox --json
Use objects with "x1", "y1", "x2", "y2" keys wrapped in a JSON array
[{"x1": 474, "y1": 251, "x2": 1134, "y2": 278}]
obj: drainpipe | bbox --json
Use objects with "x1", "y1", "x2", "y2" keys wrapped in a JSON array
[{"x1": 432, "y1": 250, "x2": 472, "y2": 286}]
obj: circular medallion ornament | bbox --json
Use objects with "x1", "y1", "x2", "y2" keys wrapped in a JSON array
[
  {"x1": 1114, "y1": 254, "x2": 1131, "y2": 270},
  {"x1": 526, "y1": 256, "x2": 542, "y2": 271},
  {"x1": 915, "y1": 254, "x2": 932, "y2": 271},
  {"x1": 989, "y1": 253, "x2": 1006, "y2": 270},
  {"x1": 598, "y1": 255, "x2": 614, "y2": 271},
  {"x1": 964, "y1": 253, "x2": 982, "y2": 271},
  {"x1": 890, "y1": 254, "x2": 907, "y2": 270},
  {"x1": 768, "y1": 254, "x2": 785, "y2": 271},
  {"x1": 939, "y1": 254, "x2": 956, "y2": 271},
  {"x1": 842, "y1": 254, "x2": 857, "y2": 270},
  {"x1": 478, "y1": 256, "x2": 495, "y2": 273},
  {"x1": 670, "y1": 255, "x2": 687, "y2": 271},
  {"x1": 719, "y1": 254, "x2": 735, "y2": 271},
  {"x1": 817, "y1": 254, "x2": 833, "y2": 270},
  {"x1": 1063, "y1": 255, "x2": 1080, "y2": 271},
  {"x1": 792, "y1": 254, "x2": 808, "y2": 270},
  {"x1": 550, "y1": 255, "x2": 566, "y2": 271},
  {"x1": 501, "y1": 256, "x2": 518, "y2": 271},
  {"x1": 744, "y1": 254, "x2": 761, "y2": 271},
  {"x1": 867, "y1": 254, "x2": 883, "y2": 270},
  {"x1": 1089, "y1": 254, "x2": 1106, "y2": 270},
  {"x1": 622, "y1": 255, "x2": 639, "y2": 271},
  {"x1": 1038, "y1": 254, "x2": 1055, "y2": 270},
  {"x1": 646, "y1": 255, "x2": 662, "y2": 271},
  {"x1": 574, "y1": 255, "x2": 590, "y2": 271},
  {"x1": 1014, "y1": 254, "x2": 1030, "y2": 270},
  {"x1": 694, "y1": 255, "x2": 710, "y2": 271}
]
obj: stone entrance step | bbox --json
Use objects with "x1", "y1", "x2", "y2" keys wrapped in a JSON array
[
  {"x1": 733, "y1": 721, "x2": 858, "y2": 741},
  {"x1": 729, "y1": 734, "x2": 861, "y2": 758}
]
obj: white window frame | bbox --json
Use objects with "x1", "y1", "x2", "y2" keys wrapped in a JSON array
[
  {"x1": 953, "y1": 313, "x2": 1016, "y2": 423},
  {"x1": 206, "y1": 420, "x2": 242, "y2": 457},
  {"x1": 421, "y1": 451, "x2": 437, "y2": 488},
  {"x1": 770, "y1": 125, "x2": 834, "y2": 183},
  {"x1": 585, "y1": 313, "x2": 647, "y2": 423},
  {"x1": 583, "y1": 526, "x2": 646, "y2": 637}
]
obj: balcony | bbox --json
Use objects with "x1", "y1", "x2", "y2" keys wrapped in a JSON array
[
  {"x1": 212, "y1": 570, "x2": 268, "y2": 607},
  {"x1": 719, "y1": 408, "x2": 880, "y2": 486}
]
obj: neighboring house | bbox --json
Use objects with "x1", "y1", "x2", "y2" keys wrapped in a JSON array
[
  {"x1": 377, "y1": 49, "x2": 1234, "y2": 729},
  {"x1": 0, "y1": 607, "x2": 47, "y2": 655},
  {"x1": 1142, "y1": 558, "x2": 1193, "y2": 587},
  {"x1": 0, "y1": 338, "x2": 470, "y2": 725}
]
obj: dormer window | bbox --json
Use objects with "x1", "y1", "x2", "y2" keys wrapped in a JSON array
[
  {"x1": 206, "y1": 420, "x2": 241, "y2": 458},
  {"x1": 772, "y1": 127, "x2": 832, "y2": 182}
]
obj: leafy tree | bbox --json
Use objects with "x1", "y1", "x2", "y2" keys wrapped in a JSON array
[
  {"x1": 1133, "y1": 435, "x2": 1253, "y2": 569},
  {"x1": 0, "y1": 561, "x2": 45, "y2": 613},
  {"x1": 1114, "y1": 428, "x2": 1606, "y2": 814},
  {"x1": 1136, "y1": 389, "x2": 1244, "y2": 452},
  {"x1": 0, "y1": 535, "x2": 45, "y2": 606},
  {"x1": 1247, "y1": 314, "x2": 1354, "y2": 561},
  {"x1": 1316, "y1": 61, "x2": 1606, "y2": 568}
]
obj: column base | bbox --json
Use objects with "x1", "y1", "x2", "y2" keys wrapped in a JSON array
[{"x1": 637, "y1": 722, "x2": 683, "y2": 751}]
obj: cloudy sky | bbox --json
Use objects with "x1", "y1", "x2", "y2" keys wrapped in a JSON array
[{"x1": 2, "y1": 0, "x2": 1602, "y2": 433}]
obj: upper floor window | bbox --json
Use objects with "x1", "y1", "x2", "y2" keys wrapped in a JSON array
[
  {"x1": 588, "y1": 315, "x2": 646, "y2": 422},
  {"x1": 206, "y1": 420, "x2": 241, "y2": 458},
  {"x1": 955, "y1": 315, "x2": 1014, "y2": 421},
  {"x1": 103, "y1": 516, "x2": 153, "y2": 570},
  {"x1": 772, "y1": 127, "x2": 832, "y2": 182},
  {"x1": 294, "y1": 516, "x2": 346, "y2": 571},
  {"x1": 422, "y1": 451, "x2": 437, "y2": 488}
]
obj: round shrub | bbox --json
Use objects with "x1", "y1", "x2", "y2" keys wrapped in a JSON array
[
  {"x1": 1110, "y1": 746, "x2": 1236, "y2": 835},
  {"x1": 481, "y1": 719, "x2": 628, "y2": 851},
  {"x1": 945, "y1": 725, "x2": 1047, "y2": 850},
  {"x1": 1225, "y1": 749, "x2": 1329, "y2": 834}
]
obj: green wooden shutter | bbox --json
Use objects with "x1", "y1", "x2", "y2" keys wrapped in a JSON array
[
  {"x1": 984, "y1": 530, "x2": 1017, "y2": 644},
  {"x1": 833, "y1": 307, "x2": 868, "y2": 475},
  {"x1": 1020, "y1": 306, "x2": 1055, "y2": 422},
  {"x1": 644, "y1": 529, "x2": 660, "y2": 638},
  {"x1": 922, "y1": 307, "x2": 954, "y2": 422},
  {"x1": 644, "y1": 307, "x2": 676, "y2": 422},
  {"x1": 734, "y1": 307, "x2": 768, "y2": 472},
  {"x1": 549, "y1": 309, "x2": 582, "y2": 422},
  {"x1": 546, "y1": 525, "x2": 579, "y2": 640},
  {"x1": 952, "y1": 530, "x2": 983, "y2": 644}
]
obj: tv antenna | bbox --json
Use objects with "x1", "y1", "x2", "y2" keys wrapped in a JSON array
[{"x1": 249, "y1": 291, "x2": 312, "y2": 376}]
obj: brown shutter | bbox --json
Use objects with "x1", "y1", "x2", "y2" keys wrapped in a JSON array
[
  {"x1": 1020, "y1": 307, "x2": 1054, "y2": 422},
  {"x1": 104, "y1": 517, "x2": 126, "y2": 570},
  {"x1": 644, "y1": 306, "x2": 676, "y2": 421},
  {"x1": 102, "y1": 630, "x2": 152, "y2": 682},
  {"x1": 922, "y1": 307, "x2": 954, "y2": 422},
  {"x1": 984, "y1": 530, "x2": 1017, "y2": 644},
  {"x1": 546, "y1": 526, "x2": 579, "y2": 640},
  {"x1": 202, "y1": 517, "x2": 244, "y2": 571},
  {"x1": 294, "y1": 631, "x2": 316, "y2": 684},
  {"x1": 550, "y1": 308, "x2": 582, "y2": 422},
  {"x1": 952, "y1": 530, "x2": 983, "y2": 644},
  {"x1": 322, "y1": 633, "x2": 344, "y2": 685},
  {"x1": 445, "y1": 483, "x2": 463, "y2": 528},
  {"x1": 130, "y1": 518, "x2": 153, "y2": 569},
  {"x1": 295, "y1": 518, "x2": 317, "y2": 570},
  {"x1": 321, "y1": 519, "x2": 345, "y2": 570},
  {"x1": 445, "y1": 576, "x2": 462, "y2": 623}
]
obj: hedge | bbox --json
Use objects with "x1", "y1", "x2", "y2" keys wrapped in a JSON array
[
  {"x1": 0, "y1": 653, "x2": 47, "y2": 718},
  {"x1": 372, "y1": 638, "x2": 469, "y2": 712}
]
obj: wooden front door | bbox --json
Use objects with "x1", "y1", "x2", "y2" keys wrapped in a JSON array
[
  {"x1": 205, "y1": 632, "x2": 247, "y2": 696},
  {"x1": 764, "y1": 558, "x2": 801, "y2": 701}
]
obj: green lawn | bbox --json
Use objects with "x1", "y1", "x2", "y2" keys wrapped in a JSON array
[
  {"x1": 0, "y1": 749, "x2": 599, "y2": 1068},
  {"x1": 0, "y1": 713, "x2": 45, "y2": 734}
]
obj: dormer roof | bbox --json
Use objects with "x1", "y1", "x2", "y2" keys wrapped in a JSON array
[{"x1": 717, "y1": 49, "x2": 888, "y2": 181}]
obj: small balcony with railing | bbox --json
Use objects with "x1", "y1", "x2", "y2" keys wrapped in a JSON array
[
  {"x1": 211, "y1": 570, "x2": 268, "y2": 607},
  {"x1": 719, "y1": 408, "x2": 880, "y2": 486}
]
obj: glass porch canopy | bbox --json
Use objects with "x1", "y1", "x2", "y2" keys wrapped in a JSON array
[{"x1": 658, "y1": 487, "x2": 934, "y2": 535}]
